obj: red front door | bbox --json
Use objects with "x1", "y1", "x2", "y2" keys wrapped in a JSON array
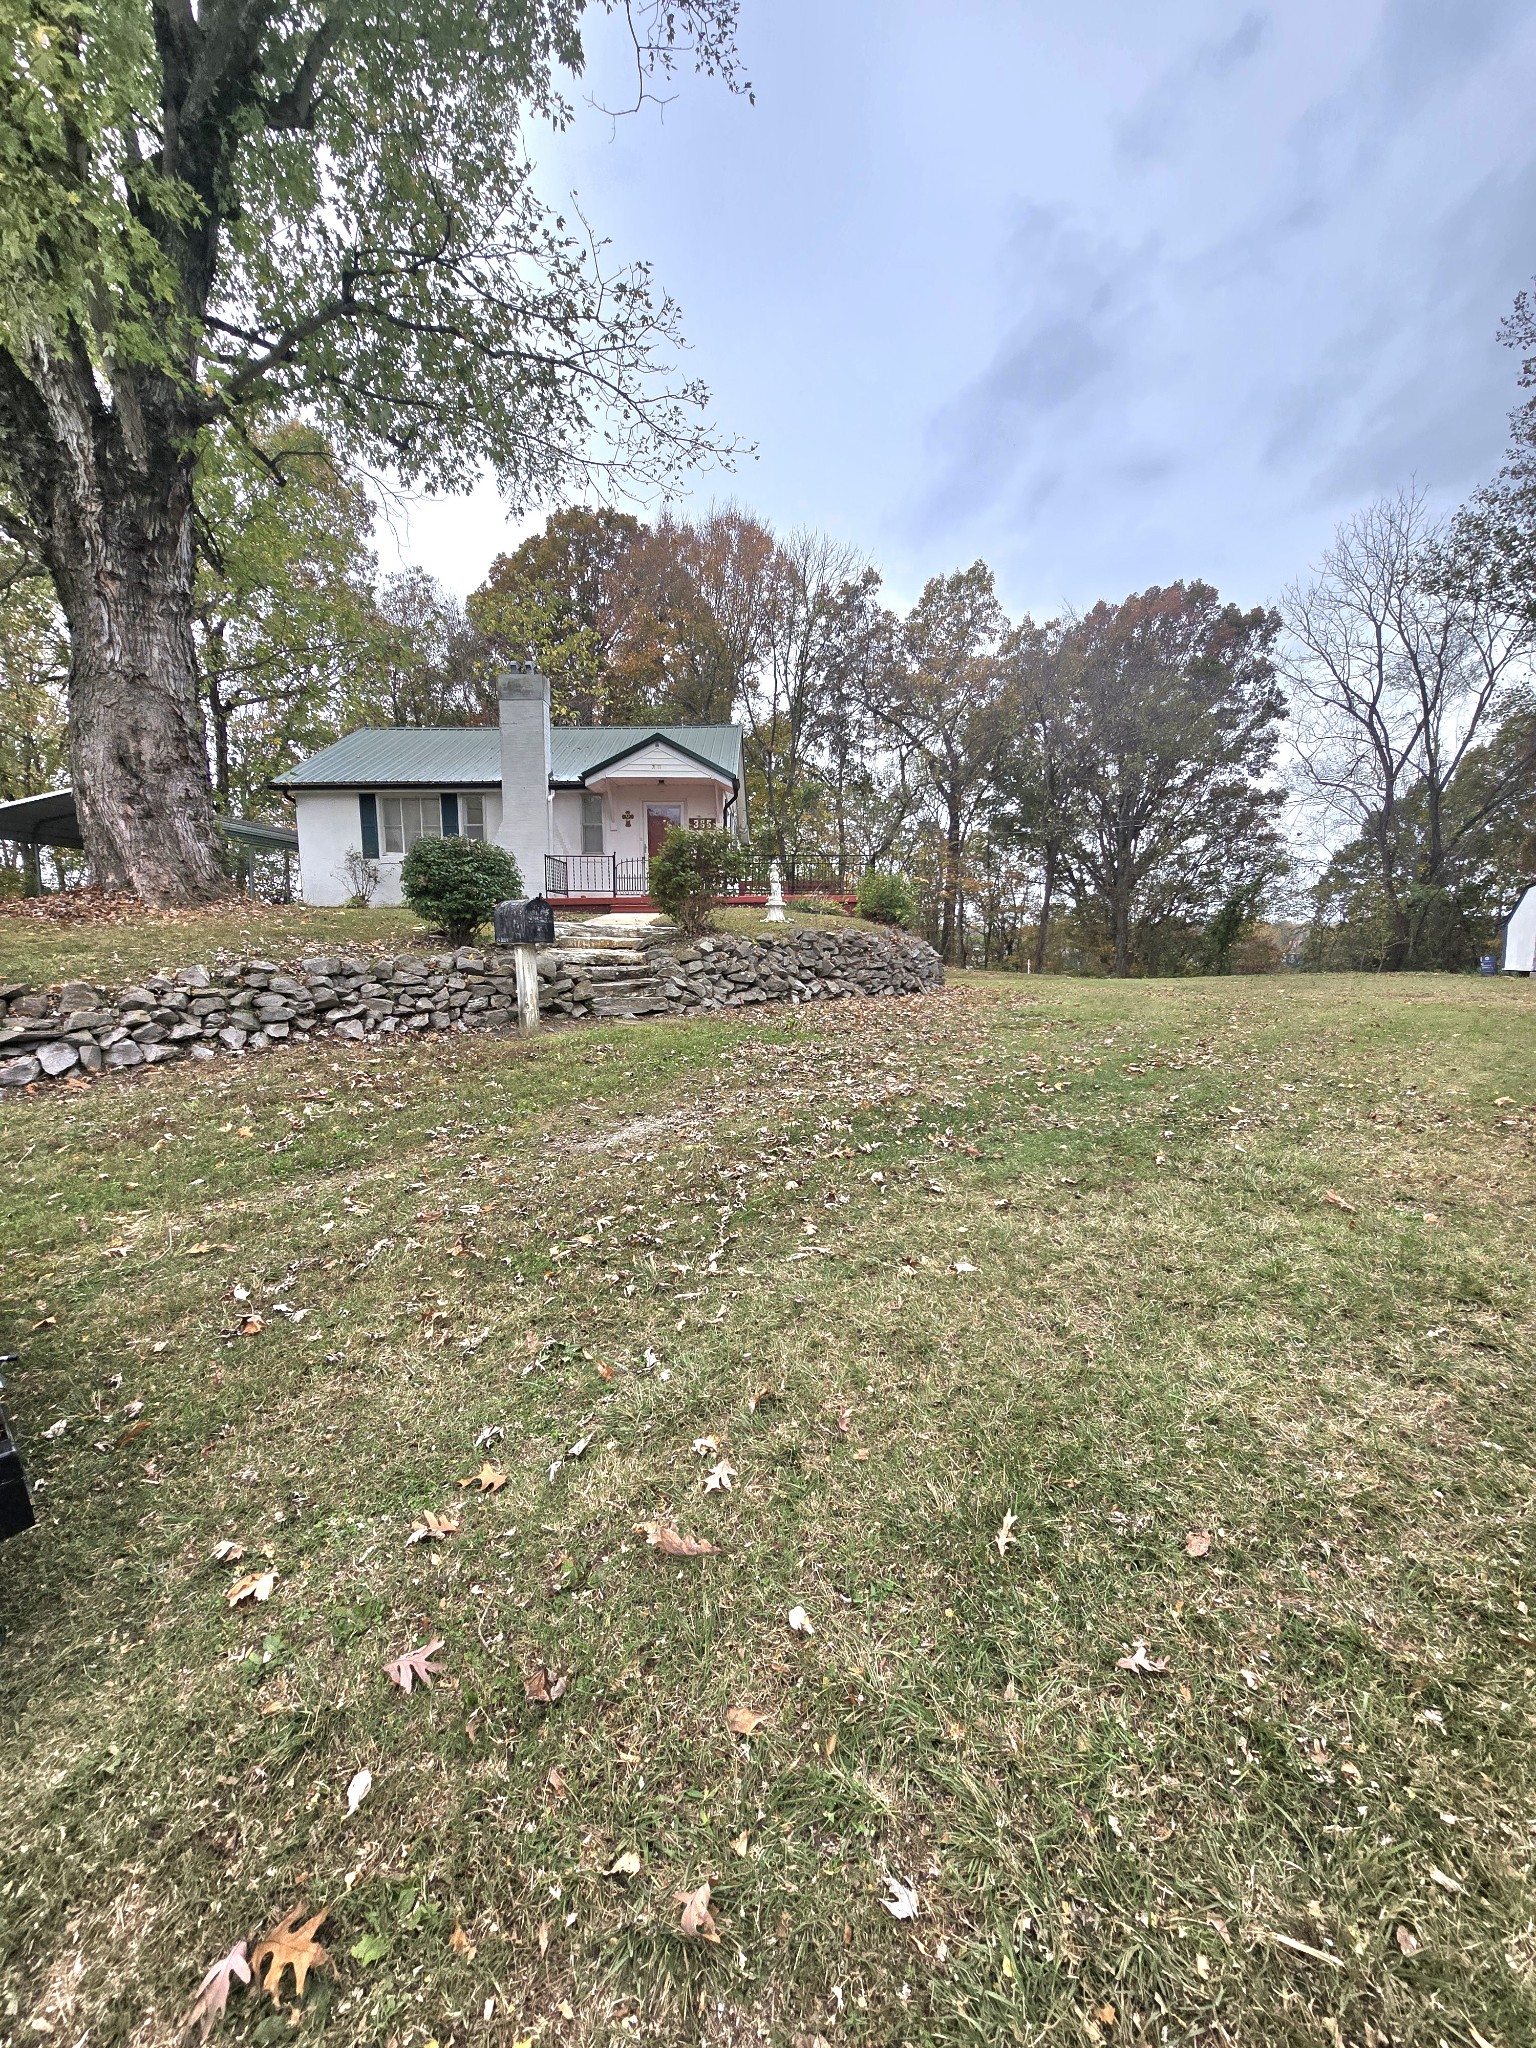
[{"x1": 646, "y1": 804, "x2": 682, "y2": 855}]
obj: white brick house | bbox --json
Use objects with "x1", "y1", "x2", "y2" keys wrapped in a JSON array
[{"x1": 274, "y1": 668, "x2": 747, "y2": 907}]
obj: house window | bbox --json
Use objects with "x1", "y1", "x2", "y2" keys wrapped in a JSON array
[
  {"x1": 380, "y1": 795, "x2": 444, "y2": 855},
  {"x1": 463, "y1": 794, "x2": 485, "y2": 841},
  {"x1": 581, "y1": 792, "x2": 604, "y2": 854}
]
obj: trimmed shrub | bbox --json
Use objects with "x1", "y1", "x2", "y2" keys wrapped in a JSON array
[
  {"x1": 401, "y1": 836, "x2": 523, "y2": 944},
  {"x1": 856, "y1": 870, "x2": 915, "y2": 927},
  {"x1": 648, "y1": 827, "x2": 750, "y2": 935}
]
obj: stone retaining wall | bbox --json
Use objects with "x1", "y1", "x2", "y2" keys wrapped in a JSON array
[{"x1": 0, "y1": 922, "x2": 942, "y2": 1094}]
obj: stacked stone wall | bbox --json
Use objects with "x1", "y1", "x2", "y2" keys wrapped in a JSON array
[{"x1": 0, "y1": 924, "x2": 942, "y2": 1094}]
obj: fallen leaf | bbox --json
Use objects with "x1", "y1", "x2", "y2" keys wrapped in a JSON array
[
  {"x1": 1115, "y1": 1640, "x2": 1168, "y2": 1677},
  {"x1": 676, "y1": 1882, "x2": 721, "y2": 1942},
  {"x1": 226, "y1": 1570, "x2": 277, "y2": 1607},
  {"x1": 345, "y1": 1769, "x2": 372, "y2": 1815},
  {"x1": 406, "y1": 1509, "x2": 460, "y2": 1545},
  {"x1": 948, "y1": 1259, "x2": 979, "y2": 1276},
  {"x1": 748, "y1": 1385, "x2": 781, "y2": 1411},
  {"x1": 703, "y1": 1458, "x2": 736, "y2": 1493},
  {"x1": 881, "y1": 1875, "x2": 919, "y2": 1920},
  {"x1": 787, "y1": 1605, "x2": 815, "y2": 1636},
  {"x1": 537, "y1": 1919, "x2": 550, "y2": 1956},
  {"x1": 994, "y1": 1510, "x2": 1018, "y2": 1558},
  {"x1": 450, "y1": 1923, "x2": 477, "y2": 1960},
  {"x1": 691, "y1": 1435, "x2": 720, "y2": 1456},
  {"x1": 458, "y1": 1462, "x2": 507, "y2": 1493},
  {"x1": 545, "y1": 1765, "x2": 567, "y2": 1799},
  {"x1": 249, "y1": 1907, "x2": 330, "y2": 2006},
  {"x1": 524, "y1": 1660, "x2": 569, "y2": 1705},
  {"x1": 1323, "y1": 1190, "x2": 1357, "y2": 1214},
  {"x1": 474, "y1": 1423, "x2": 505, "y2": 1449},
  {"x1": 1395, "y1": 1925, "x2": 1421, "y2": 1955},
  {"x1": 730, "y1": 1830, "x2": 750, "y2": 1856},
  {"x1": 1184, "y1": 1529, "x2": 1212, "y2": 1558},
  {"x1": 210, "y1": 1539, "x2": 246, "y2": 1563},
  {"x1": 1095, "y1": 2004, "x2": 1117, "y2": 2027},
  {"x1": 1428, "y1": 1865, "x2": 1464, "y2": 1894},
  {"x1": 635, "y1": 1521, "x2": 716, "y2": 1556},
  {"x1": 836, "y1": 1404, "x2": 853, "y2": 1432},
  {"x1": 237, "y1": 1315, "x2": 265, "y2": 1336},
  {"x1": 606, "y1": 1850, "x2": 642, "y2": 1877},
  {"x1": 726, "y1": 1706, "x2": 767, "y2": 1737},
  {"x1": 180, "y1": 1940, "x2": 251, "y2": 2040},
  {"x1": 384, "y1": 1639, "x2": 446, "y2": 1692}
]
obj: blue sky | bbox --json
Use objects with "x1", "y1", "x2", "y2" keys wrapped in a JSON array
[{"x1": 386, "y1": 0, "x2": 1536, "y2": 620}]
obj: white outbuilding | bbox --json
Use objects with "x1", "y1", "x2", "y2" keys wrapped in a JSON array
[{"x1": 1503, "y1": 883, "x2": 1536, "y2": 974}]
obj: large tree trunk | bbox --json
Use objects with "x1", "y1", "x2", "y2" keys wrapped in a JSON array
[
  {"x1": 26, "y1": 355, "x2": 229, "y2": 906},
  {"x1": 1033, "y1": 841, "x2": 1057, "y2": 973}
]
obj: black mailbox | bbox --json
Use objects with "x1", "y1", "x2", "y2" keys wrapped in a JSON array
[
  {"x1": 0, "y1": 1357, "x2": 35, "y2": 1541},
  {"x1": 493, "y1": 894, "x2": 556, "y2": 948}
]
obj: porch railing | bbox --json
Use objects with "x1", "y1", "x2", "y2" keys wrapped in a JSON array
[
  {"x1": 544, "y1": 852, "x2": 866, "y2": 900},
  {"x1": 545, "y1": 853, "x2": 650, "y2": 897}
]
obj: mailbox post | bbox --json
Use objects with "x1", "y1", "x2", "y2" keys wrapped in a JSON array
[{"x1": 493, "y1": 895, "x2": 556, "y2": 1034}]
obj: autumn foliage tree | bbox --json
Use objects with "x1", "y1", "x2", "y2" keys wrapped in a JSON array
[{"x1": 0, "y1": 0, "x2": 741, "y2": 903}]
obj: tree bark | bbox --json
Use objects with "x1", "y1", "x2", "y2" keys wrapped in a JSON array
[
  {"x1": 940, "y1": 798, "x2": 964, "y2": 964},
  {"x1": 1033, "y1": 841, "x2": 1057, "y2": 974},
  {"x1": 15, "y1": 348, "x2": 229, "y2": 906}
]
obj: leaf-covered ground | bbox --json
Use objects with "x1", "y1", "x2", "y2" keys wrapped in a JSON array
[{"x1": 1, "y1": 972, "x2": 1533, "y2": 2047}]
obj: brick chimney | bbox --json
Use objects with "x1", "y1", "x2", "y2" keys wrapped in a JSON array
[{"x1": 497, "y1": 666, "x2": 552, "y2": 898}]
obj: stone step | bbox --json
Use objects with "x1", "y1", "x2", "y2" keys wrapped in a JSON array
[{"x1": 543, "y1": 947, "x2": 650, "y2": 968}]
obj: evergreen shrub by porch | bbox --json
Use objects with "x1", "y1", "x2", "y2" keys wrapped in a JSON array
[
  {"x1": 648, "y1": 827, "x2": 750, "y2": 935},
  {"x1": 856, "y1": 870, "x2": 915, "y2": 927},
  {"x1": 401, "y1": 837, "x2": 522, "y2": 944}
]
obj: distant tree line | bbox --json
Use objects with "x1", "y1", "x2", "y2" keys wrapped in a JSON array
[{"x1": 4, "y1": 276, "x2": 1534, "y2": 970}]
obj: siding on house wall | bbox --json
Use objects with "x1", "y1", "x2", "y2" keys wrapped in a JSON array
[{"x1": 294, "y1": 790, "x2": 503, "y2": 906}]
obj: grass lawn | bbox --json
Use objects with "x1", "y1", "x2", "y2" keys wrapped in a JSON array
[
  {"x1": 0, "y1": 901, "x2": 428, "y2": 993},
  {"x1": 1, "y1": 972, "x2": 1533, "y2": 2047}
]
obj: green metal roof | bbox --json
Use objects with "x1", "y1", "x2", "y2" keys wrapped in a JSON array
[
  {"x1": 273, "y1": 728, "x2": 501, "y2": 789},
  {"x1": 274, "y1": 724, "x2": 743, "y2": 791}
]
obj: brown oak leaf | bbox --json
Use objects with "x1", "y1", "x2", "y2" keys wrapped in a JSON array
[
  {"x1": 406, "y1": 1510, "x2": 460, "y2": 1545},
  {"x1": 524, "y1": 1659, "x2": 569, "y2": 1705},
  {"x1": 226, "y1": 1570, "x2": 276, "y2": 1607},
  {"x1": 635, "y1": 1521, "x2": 716, "y2": 1556},
  {"x1": 179, "y1": 1939, "x2": 251, "y2": 2040},
  {"x1": 384, "y1": 1638, "x2": 446, "y2": 1692},
  {"x1": 676, "y1": 1881, "x2": 721, "y2": 1942},
  {"x1": 1116, "y1": 1640, "x2": 1169, "y2": 1676},
  {"x1": 1184, "y1": 1529, "x2": 1212, "y2": 1558},
  {"x1": 726, "y1": 1706, "x2": 767, "y2": 1737},
  {"x1": 249, "y1": 1907, "x2": 330, "y2": 2006},
  {"x1": 458, "y1": 1462, "x2": 507, "y2": 1494}
]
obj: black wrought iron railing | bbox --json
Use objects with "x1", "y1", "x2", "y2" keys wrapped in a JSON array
[
  {"x1": 544, "y1": 852, "x2": 865, "y2": 900},
  {"x1": 545, "y1": 853, "x2": 651, "y2": 897}
]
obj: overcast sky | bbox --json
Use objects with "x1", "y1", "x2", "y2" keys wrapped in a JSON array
[{"x1": 383, "y1": 0, "x2": 1536, "y2": 621}]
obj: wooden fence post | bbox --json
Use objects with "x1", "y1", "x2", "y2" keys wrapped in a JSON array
[{"x1": 514, "y1": 945, "x2": 541, "y2": 1033}]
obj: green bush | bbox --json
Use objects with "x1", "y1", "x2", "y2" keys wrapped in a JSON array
[
  {"x1": 790, "y1": 893, "x2": 849, "y2": 917},
  {"x1": 648, "y1": 827, "x2": 750, "y2": 934},
  {"x1": 400, "y1": 836, "x2": 522, "y2": 944},
  {"x1": 856, "y1": 870, "x2": 914, "y2": 927}
]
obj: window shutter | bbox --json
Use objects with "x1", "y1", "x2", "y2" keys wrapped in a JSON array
[
  {"x1": 359, "y1": 793, "x2": 379, "y2": 858},
  {"x1": 440, "y1": 793, "x2": 460, "y2": 837}
]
